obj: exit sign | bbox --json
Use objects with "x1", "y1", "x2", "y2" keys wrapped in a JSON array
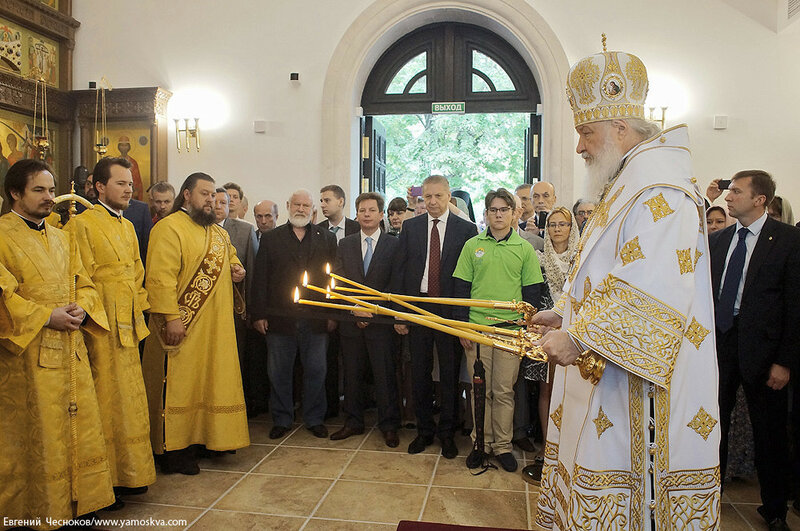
[{"x1": 432, "y1": 102, "x2": 465, "y2": 114}]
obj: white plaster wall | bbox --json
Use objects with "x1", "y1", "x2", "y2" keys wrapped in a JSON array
[{"x1": 73, "y1": 0, "x2": 800, "y2": 218}]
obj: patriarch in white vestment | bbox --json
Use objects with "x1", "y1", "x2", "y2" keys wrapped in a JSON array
[{"x1": 532, "y1": 39, "x2": 721, "y2": 530}]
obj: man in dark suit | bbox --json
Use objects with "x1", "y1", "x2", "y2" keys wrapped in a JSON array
[
  {"x1": 123, "y1": 197, "x2": 153, "y2": 265},
  {"x1": 317, "y1": 184, "x2": 359, "y2": 419},
  {"x1": 215, "y1": 188, "x2": 262, "y2": 416},
  {"x1": 252, "y1": 189, "x2": 338, "y2": 439},
  {"x1": 710, "y1": 170, "x2": 800, "y2": 531},
  {"x1": 394, "y1": 175, "x2": 478, "y2": 458},
  {"x1": 329, "y1": 192, "x2": 401, "y2": 447},
  {"x1": 318, "y1": 184, "x2": 359, "y2": 242}
]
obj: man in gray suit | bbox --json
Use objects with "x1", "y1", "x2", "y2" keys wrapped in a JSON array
[
  {"x1": 215, "y1": 188, "x2": 261, "y2": 413},
  {"x1": 513, "y1": 193, "x2": 543, "y2": 251}
]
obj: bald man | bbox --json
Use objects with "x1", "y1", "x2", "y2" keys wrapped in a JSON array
[
  {"x1": 527, "y1": 181, "x2": 557, "y2": 238},
  {"x1": 254, "y1": 199, "x2": 279, "y2": 241}
]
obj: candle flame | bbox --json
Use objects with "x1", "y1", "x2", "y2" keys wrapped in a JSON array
[
  {"x1": 293, "y1": 287, "x2": 300, "y2": 303},
  {"x1": 326, "y1": 285, "x2": 331, "y2": 299},
  {"x1": 325, "y1": 262, "x2": 331, "y2": 275},
  {"x1": 302, "y1": 271, "x2": 308, "y2": 287},
  {"x1": 330, "y1": 278, "x2": 336, "y2": 290}
]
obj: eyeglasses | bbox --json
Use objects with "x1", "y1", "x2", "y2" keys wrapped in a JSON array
[
  {"x1": 577, "y1": 210, "x2": 594, "y2": 216},
  {"x1": 487, "y1": 206, "x2": 512, "y2": 214},
  {"x1": 547, "y1": 222, "x2": 570, "y2": 229}
]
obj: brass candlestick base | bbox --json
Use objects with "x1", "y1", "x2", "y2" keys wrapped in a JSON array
[{"x1": 575, "y1": 350, "x2": 606, "y2": 385}]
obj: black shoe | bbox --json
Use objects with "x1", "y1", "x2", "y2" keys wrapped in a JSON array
[
  {"x1": 767, "y1": 518, "x2": 791, "y2": 531},
  {"x1": 512, "y1": 437, "x2": 536, "y2": 453},
  {"x1": 408, "y1": 435, "x2": 434, "y2": 454},
  {"x1": 308, "y1": 424, "x2": 328, "y2": 438},
  {"x1": 160, "y1": 450, "x2": 200, "y2": 475},
  {"x1": 269, "y1": 425, "x2": 290, "y2": 439},
  {"x1": 103, "y1": 496, "x2": 125, "y2": 511},
  {"x1": 114, "y1": 485, "x2": 148, "y2": 496},
  {"x1": 330, "y1": 426, "x2": 364, "y2": 440},
  {"x1": 495, "y1": 452, "x2": 517, "y2": 472},
  {"x1": 522, "y1": 456, "x2": 544, "y2": 485},
  {"x1": 198, "y1": 448, "x2": 228, "y2": 459},
  {"x1": 382, "y1": 430, "x2": 400, "y2": 448},
  {"x1": 440, "y1": 437, "x2": 458, "y2": 459},
  {"x1": 758, "y1": 506, "x2": 791, "y2": 531},
  {"x1": 466, "y1": 449, "x2": 484, "y2": 469}
]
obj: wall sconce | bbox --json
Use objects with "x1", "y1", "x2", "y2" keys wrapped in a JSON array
[
  {"x1": 648, "y1": 106, "x2": 668, "y2": 129},
  {"x1": 175, "y1": 118, "x2": 200, "y2": 152}
]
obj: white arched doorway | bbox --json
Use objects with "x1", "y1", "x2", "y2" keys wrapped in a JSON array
[{"x1": 320, "y1": 0, "x2": 575, "y2": 207}]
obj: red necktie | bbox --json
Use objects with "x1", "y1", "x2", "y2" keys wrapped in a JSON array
[{"x1": 428, "y1": 219, "x2": 441, "y2": 296}]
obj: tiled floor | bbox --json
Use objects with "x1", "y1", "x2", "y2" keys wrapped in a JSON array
[{"x1": 99, "y1": 412, "x2": 791, "y2": 530}]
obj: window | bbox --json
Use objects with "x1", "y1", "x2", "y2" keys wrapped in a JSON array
[
  {"x1": 362, "y1": 23, "x2": 539, "y2": 115},
  {"x1": 386, "y1": 52, "x2": 426, "y2": 94}
]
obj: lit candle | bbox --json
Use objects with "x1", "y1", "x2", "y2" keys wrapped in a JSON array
[
  {"x1": 302, "y1": 271, "x2": 308, "y2": 287},
  {"x1": 293, "y1": 287, "x2": 300, "y2": 303}
]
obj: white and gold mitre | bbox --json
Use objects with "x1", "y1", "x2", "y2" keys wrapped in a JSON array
[{"x1": 566, "y1": 35, "x2": 649, "y2": 127}]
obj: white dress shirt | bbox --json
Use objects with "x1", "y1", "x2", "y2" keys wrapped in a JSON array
[
  {"x1": 360, "y1": 228, "x2": 381, "y2": 260},
  {"x1": 326, "y1": 217, "x2": 347, "y2": 244},
  {"x1": 720, "y1": 211, "x2": 767, "y2": 314},
  {"x1": 420, "y1": 209, "x2": 449, "y2": 293}
]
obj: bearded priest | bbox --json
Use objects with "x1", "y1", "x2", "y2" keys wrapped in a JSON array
[
  {"x1": 531, "y1": 40, "x2": 721, "y2": 529},
  {"x1": 0, "y1": 159, "x2": 114, "y2": 528},
  {"x1": 65, "y1": 157, "x2": 156, "y2": 506},
  {"x1": 142, "y1": 172, "x2": 250, "y2": 475}
]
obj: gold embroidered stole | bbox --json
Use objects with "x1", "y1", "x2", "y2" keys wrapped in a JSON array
[{"x1": 176, "y1": 224, "x2": 227, "y2": 331}]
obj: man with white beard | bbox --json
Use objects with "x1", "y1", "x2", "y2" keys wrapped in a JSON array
[
  {"x1": 252, "y1": 190, "x2": 338, "y2": 440},
  {"x1": 530, "y1": 40, "x2": 721, "y2": 529}
]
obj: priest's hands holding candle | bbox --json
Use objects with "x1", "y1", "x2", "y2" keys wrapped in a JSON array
[
  {"x1": 535, "y1": 330, "x2": 580, "y2": 366},
  {"x1": 47, "y1": 303, "x2": 86, "y2": 331},
  {"x1": 231, "y1": 264, "x2": 245, "y2": 283},
  {"x1": 164, "y1": 317, "x2": 186, "y2": 346},
  {"x1": 528, "y1": 309, "x2": 562, "y2": 335}
]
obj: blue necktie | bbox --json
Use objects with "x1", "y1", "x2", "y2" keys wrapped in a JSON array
[
  {"x1": 363, "y1": 236, "x2": 373, "y2": 275},
  {"x1": 716, "y1": 227, "x2": 750, "y2": 333}
]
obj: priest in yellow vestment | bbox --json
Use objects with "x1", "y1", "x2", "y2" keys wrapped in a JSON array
[
  {"x1": 66, "y1": 157, "x2": 156, "y2": 498},
  {"x1": 142, "y1": 172, "x2": 249, "y2": 475},
  {"x1": 0, "y1": 160, "x2": 115, "y2": 529}
]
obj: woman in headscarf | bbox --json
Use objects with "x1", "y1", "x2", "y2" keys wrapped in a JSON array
[
  {"x1": 768, "y1": 195, "x2": 795, "y2": 225},
  {"x1": 521, "y1": 206, "x2": 579, "y2": 484}
]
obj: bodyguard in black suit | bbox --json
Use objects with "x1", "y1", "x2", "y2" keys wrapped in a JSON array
[
  {"x1": 393, "y1": 175, "x2": 477, "y2": 458},
  {"x1": 317, "y1": 184, "x2": 360, "y2": 419},
  {"x1": 123, "y1": 198, "x2": 153, "y2": 266},
  {"x1": 329, "y1": 192, "x2": 401, "y2": 447},
  {"x1": 710, "y1": 170, "x2": 800, "y2": 530}
]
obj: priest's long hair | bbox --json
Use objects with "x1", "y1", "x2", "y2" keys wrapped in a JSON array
[{"x1": 172, "y1": 172, "x2": 215, "y2": 213}]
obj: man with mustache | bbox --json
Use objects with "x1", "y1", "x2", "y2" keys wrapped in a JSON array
[
  {"x1": 141, "y1": 173, "x2": 249, "y2": 475},
  {"x1": 252, "y1": 189, "x2": 338, "y2": 440},
  {"x1": 530, "y1": 44, "x2": 721, "y2": 528},
  {"x1": 0, "y1": 159, "x2": 115, "y2": 525},
  {"x1": 65, "y1": 157, "x2": 155, "y2": 507}
]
